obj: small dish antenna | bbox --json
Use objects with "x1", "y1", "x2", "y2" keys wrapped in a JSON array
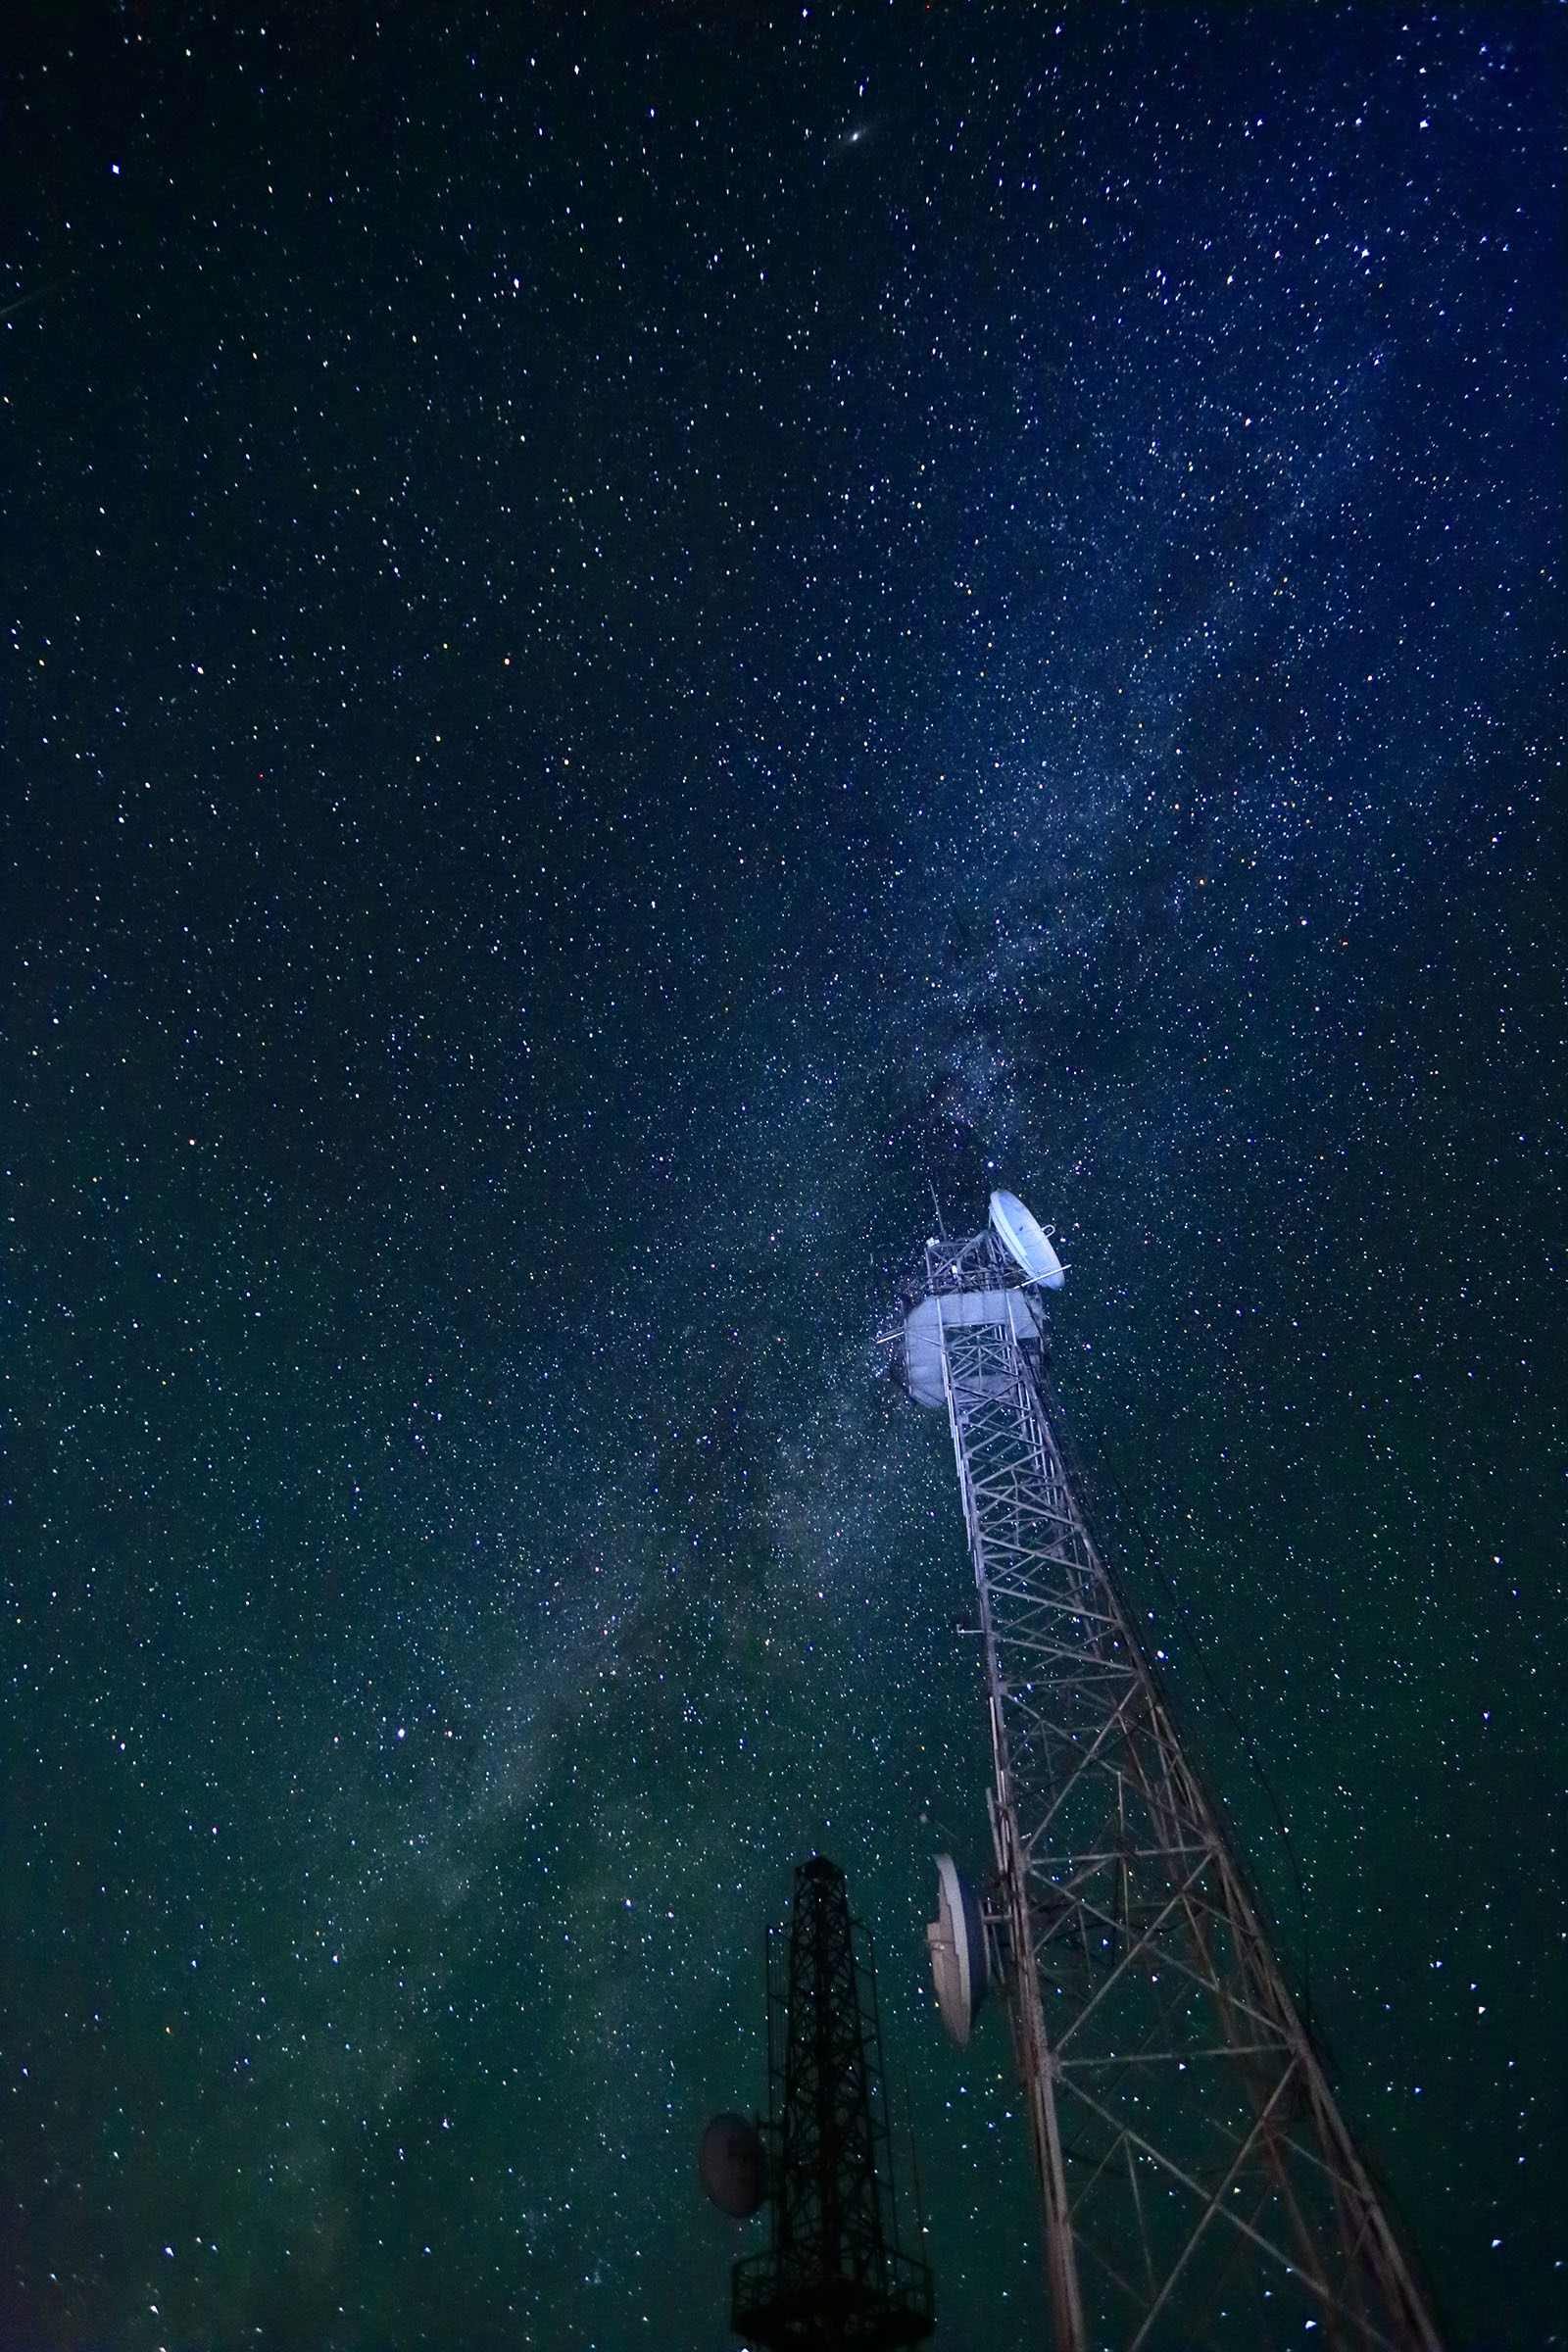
[
  {"x1": 989, "y1": 1190, "x2": 1064, "y2": 1289},
  {"x1": 925, "y1": 1854, "x2": 990, "y2": 2047},
  {"x1": 698, "y1": 2110, "x2": 767, "y2": 2219}
]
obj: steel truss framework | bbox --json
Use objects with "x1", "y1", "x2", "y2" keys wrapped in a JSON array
[
  {"x1": 734, "y1": 1857, "x2": 935, "y2": 2352},
  {"x1": 906, "y1": 1232, "x2": 1441, "y2": 2352}
]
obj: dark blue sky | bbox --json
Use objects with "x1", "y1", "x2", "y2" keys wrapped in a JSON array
[{"x1": 3, "y1": 6, "x2": 1562, "y2": 2347}]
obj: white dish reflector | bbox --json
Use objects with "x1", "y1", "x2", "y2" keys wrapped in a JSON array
[
  {"x1": 989, "y1": 1190, "x2": 1064, "y2": 1289},
  {"x1": 902, "y1": 1288, "x2": 1042, "y2": 1410},
  {"x1": 926, "y1": 1853, "x2": 989, "y2": 2046}
]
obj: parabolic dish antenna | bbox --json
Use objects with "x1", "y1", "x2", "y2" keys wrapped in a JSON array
[
  {"x1": 925, "y1": 1854, "x2": 990, "y2": 2047},
  {"x1": 989, "y1": 1190, "x2": 1064, "y2": 1289},
  {"x1": 698, "y1": 2111, "x2": 766, "y2": 2219}
]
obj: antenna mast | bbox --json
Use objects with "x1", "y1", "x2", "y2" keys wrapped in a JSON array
[
  {"x1": 730, "y1": 1857, "x2": 935, "y2": 2351},
  {"x1": 883, "y1": 1192, "x2": 1442, "y2": 2351}
]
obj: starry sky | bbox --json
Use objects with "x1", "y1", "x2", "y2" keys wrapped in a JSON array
[{"x1": 2, "y1": 6, "x2": 1562, "y2": 2348}]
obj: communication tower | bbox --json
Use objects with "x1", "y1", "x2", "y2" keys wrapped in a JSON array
[
  {"x1": 704, "y1": 1855, "x2": 935, "y2": 2352},
  {"x1": 883, "y1": 1192, "x2": 1442, "y2": 2352}
]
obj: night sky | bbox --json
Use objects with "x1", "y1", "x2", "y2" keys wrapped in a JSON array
[{"x1": 3, "y1": 6, "x2": 1562, "y2": 2348}]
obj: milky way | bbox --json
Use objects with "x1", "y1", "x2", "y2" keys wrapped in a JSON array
[{"x1": 3, "y1": 9, "x2": 1561, "y2": 2348}]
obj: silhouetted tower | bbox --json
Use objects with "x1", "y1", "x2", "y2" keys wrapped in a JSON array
[
  {"x1": 732, "y1": 1857, "x2": 935, "y2": 2352},
  {"x1": 884, "y1": 1193, "x2": 1443, "y2": 2352}
]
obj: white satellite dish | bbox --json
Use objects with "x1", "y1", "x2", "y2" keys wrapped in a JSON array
[
  {"x1": 901, "y1": 1287, "x2": 1043, "y2": 1410},
  {"x1": 989, "y1": 1190, "x2": 1064, "y2": 1289},
  {"x1": 926, "y1": 1854, "x2": 990, "y2": 2047}
]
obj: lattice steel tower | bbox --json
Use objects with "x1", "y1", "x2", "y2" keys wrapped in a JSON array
[
  {"x1": 882, "y1": 1192, "x2": 1441, "y2": 2352},
  {"x1": 729, "y1": 1856, "x2": 935, "y2": 2352}
]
